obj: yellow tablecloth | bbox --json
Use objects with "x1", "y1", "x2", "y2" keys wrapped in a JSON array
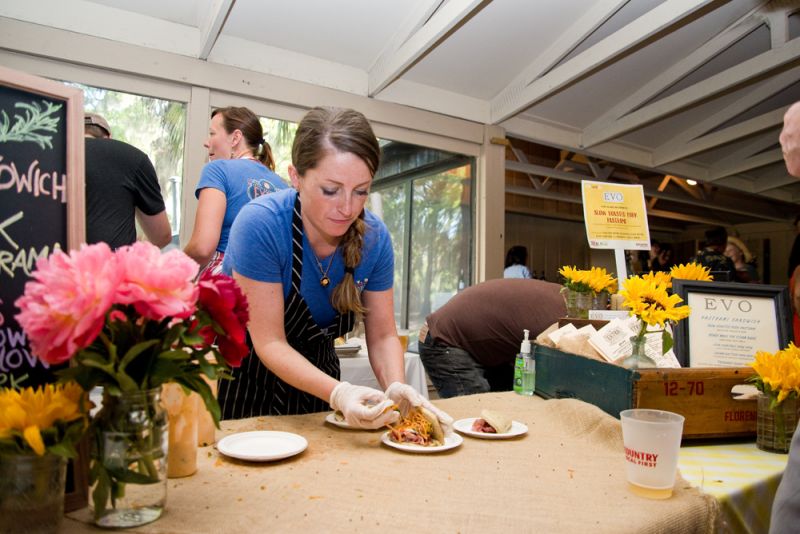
[
  {"x1": 679, "y1": 442, "x2": 788, "y2": 533},
  {"x1": 64, "y1": 392, "x2": 716, "y2": 533}
]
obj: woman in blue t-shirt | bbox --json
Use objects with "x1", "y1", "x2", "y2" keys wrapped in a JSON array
[
  {"x1": 184, "y1": 106, "x2": 287, "y2": 275},
  {"x1": 220, "y1": 107, "x2": 452, "y2": 433}
]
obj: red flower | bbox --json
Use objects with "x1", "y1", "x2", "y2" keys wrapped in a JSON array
[{"x1": 197, "y1": 272, "x2": 250, "y2": 367}]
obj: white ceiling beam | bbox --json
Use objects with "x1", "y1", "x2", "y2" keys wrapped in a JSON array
[
  {"x1": 489, "y1": 0, "x2": 714, "y2": 124},
  {"x1": 713, "y1": 132, "x2": 780, "y2": 169},
  {"x1": 766, "y1": 8, "x2": 790, "y2": 49},
  {"x1": 502, "y1": 115, "x2": 712, "y2": 186},
  {"x1": 490, "y1": 0, "x2": 628, "y2": 122},
  {"x1": 197, "y1": 0, "x2": 235, "y2": 60},
  {"x1": 709, "y1": 148, "x2": 784, "y2": 181},
  {"x1": 651, "y1": 66, "x2": 796, "y2": 166},
  {"x1": 367, "y1": 0, "x2": 487, "y2": 96},
  {"x1": 582, "y1": 36, "x2": 800, "y2": 148},
  {"x1": 505, "y1": 159, "x2": 753, "y2": 217},
  {"x1": 654, "y1": 107, "x2": 786, "y2": 167},
  {"x1": 586, "y1": 11, "x2": 764, "y2": 152},
  {"x1": 752, "y1": 172, "x2": 797, "y2": 193}
]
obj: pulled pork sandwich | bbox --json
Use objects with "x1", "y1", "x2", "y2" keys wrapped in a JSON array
[
  {"x1": 471, "y1": 409, "x2": 512, "y2": 434},
  {"x1": 388, "y1": 406, "x2": 444, "y2": 446}
]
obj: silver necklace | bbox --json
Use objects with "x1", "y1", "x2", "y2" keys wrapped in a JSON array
[{"x1": 313, "y1": 248, "x2": 337, "y2": 287}]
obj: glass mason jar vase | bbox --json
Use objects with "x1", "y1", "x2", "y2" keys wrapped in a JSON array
[
  {"x1": 756, "y1": 393, "x2": 800, "y2": 453},
  {"x1": 0, "y1": 452, "x2": 66, "y2": 534},
  {"x1": 90, "y1": 388, "x2": 168, "y2": 528},
  {"x1": 591, "y1": 291, "x2": 610, "y2": 311},
  {"x1": 564, "y1": 289, "x2": 592, "y2": 319},
  {"x1": 620, "y1": 335, "x2": 656, "y2": 369}
]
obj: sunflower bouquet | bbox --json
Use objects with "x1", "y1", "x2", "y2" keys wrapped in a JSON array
[
  {"x1": 618, "y1": 274, "x2": 691, "y2": 366},
  {"x1": 749, "y1": 343, "x2": 800, "y2": 451},
  {"x1": 750, "y1": 344, "x2": 800, "y2": 407},
  {"x1": 558, "y1": 266, "x2": 617, "y2": 318},
  {"x1": 559, "y1": 265, "x2": 617, "y2": 294},
  {"x1": 0, "y1": 382, "x2": 89, "y2": 457}
]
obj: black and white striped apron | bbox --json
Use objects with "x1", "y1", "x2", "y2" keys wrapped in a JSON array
[{"x1": 218, "y1": 195, "x2": 354, "y2": 420}]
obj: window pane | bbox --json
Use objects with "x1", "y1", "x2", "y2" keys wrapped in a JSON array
[
  {"x1": 407, "y1": 165, "x2": 472, "y2": 331},
  {"x1": 259, "y1": 117, "x2": 296, "y2": 184},
  {"x1": 68, "y1": 82, "x2": 186, "y2": 243},
  {"x1": 370, "y1": 138, "x2": 474, "y2": 336},
  {"x1": 367, "y1": 186, "x2": 407, "y2": 325}
]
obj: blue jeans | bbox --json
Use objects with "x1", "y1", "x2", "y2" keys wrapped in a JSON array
[{"x1": 419, "y1": 338, "x2": 513, "y2": 398}]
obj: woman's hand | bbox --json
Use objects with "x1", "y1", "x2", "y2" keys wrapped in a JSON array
[
  {"x1": 329, "y1": 382, "x2": 399, "y2": 429},
  {"x1": 385, "y1": 382, "x2": 454, "y2": 436}
]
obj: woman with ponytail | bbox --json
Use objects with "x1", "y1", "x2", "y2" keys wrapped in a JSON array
[
  {"x1": 184, "y1": 106, "x2": 286, "y2": 275},
  {"x1": 218, "y1": 107, "x2": 452, "y2": 434}
]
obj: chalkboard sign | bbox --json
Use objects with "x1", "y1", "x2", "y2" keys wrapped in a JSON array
[
  {"x1": 0, "y1": 65, "x2": 85, "y2": 390},
  {"x1": 0, "y1": 65, "x2": 87, "y2": 512}
]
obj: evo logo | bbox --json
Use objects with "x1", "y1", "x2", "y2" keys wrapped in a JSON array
[{"x1": 603, "y1": 192, "x2": 624, "y2": 202}]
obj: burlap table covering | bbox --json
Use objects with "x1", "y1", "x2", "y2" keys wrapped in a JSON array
[{"x1": 64, "y1": 392, "x2": 716, "y2": 533}]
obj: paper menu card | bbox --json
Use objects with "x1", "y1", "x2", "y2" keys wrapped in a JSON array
[{"x1": 588, "y1": 317, "x2": 680, "y2": 368}]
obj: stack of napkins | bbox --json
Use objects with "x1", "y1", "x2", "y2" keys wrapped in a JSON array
[{"x1": 543, "y1": 317, "x2": 681, "y2": 368}]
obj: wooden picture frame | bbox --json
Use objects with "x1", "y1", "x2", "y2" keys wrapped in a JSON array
[
  {"x1": 672, "y1": 280, "x2": 791, "y2": 368},
  {"x1": 0, "y1": 65, "x2": 87, "y2": 511}
]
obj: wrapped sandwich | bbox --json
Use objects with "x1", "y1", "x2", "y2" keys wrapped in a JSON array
[
  {"x1": 471, "y1": 409, "x2": 512, "y2": 434},
  {"x1": 388, "y1": 406, "x2": 444, "y2": 446}
]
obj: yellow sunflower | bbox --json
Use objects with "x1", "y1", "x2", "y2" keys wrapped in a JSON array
[
  {"x1": 670, "y1": 262, "x2": 713, "y2": 282},
  {"x1": 558, "y1": 265, "x2": 592, "y2": 293},
  {"x1": 0, "y1": 382, "x2": 86, "y2": 455},
  {"x1": 620, "y1": 275, "x2": 691, "y2": 329},
  {"x1": 750, "y1": 344, "x2": 800, "y2": 404},
  {"x1": 642, "y1": 270, "x2": 672, "y2": 289},
  {"x1": 559, "y1": 265, "x2": 616, "y2": 294},
  {"x1": 584, "y1": 267, "x2": 617, "y2": 294}
]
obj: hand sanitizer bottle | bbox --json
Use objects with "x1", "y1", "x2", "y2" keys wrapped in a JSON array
[{"x1": 514, "y1": 329, "x2": 533, "y2": 395}]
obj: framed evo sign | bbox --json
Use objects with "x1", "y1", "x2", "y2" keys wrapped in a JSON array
[{"x1": 672, "y1": 280, "x2": 791, "y2": 368}]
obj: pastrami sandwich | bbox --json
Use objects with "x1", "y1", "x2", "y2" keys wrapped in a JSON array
[{"x1": 471, "y1": 409, "x2": 512, "y2": 434}]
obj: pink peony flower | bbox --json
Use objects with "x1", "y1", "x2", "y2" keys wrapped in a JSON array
[
  {"x1": 197, "y1": 271, "x2": 250, "y2": 367},
  {"x1": 15, "y1": 243, "x2": 122, "y2": 364},
  {"x1": 115, "y1": 242, "x2": 199, "y2": 321}
]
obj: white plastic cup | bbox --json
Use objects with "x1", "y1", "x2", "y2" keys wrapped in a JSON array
[{"x1": 620, "y1": 409, "x2": 685, "y2": 499}]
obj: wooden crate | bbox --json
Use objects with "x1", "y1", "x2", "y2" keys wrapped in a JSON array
[{"x1": 533, "y1": 344, "x2": 757, "y2": 439}]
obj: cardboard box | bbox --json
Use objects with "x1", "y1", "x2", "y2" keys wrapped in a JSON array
[{"x1": 533, "y1": 344, "x2": 757, "y2": 439}]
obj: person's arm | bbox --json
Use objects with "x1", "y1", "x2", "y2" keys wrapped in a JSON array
[
  {"x1": 233, "y1": 271, "x2": 340, "y2": 401},
  {"x1": 135, "y1": 208, "x2": 172, "y2": 248},
  {"x1": 184, "y1": 188, "x2": 226, "y2": 267},
  {"x1": 363, "y1": 288, "x2": 406, "y2": 389}
]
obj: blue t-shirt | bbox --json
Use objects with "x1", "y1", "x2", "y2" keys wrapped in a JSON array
[
  {"x1": 195, "y1": 159, "x2": 287, "y2": 253},
  {"x1": 504, "y1": 264, "x2": 531, "y2": 279},
  {"x1": 222, "y1": 188, "x2": 394, "y2": 329}
]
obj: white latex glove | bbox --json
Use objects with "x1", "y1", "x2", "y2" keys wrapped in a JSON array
[
  {"x1": 329, "y1": 382, "x2": 399, "y2": 429},
  {"x1": 385, "y1": 381, "x2": 454, "y2": 436}
]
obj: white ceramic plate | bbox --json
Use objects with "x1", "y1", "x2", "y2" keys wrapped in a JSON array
[
  {"x1": 324, "y1": 412, "x2": 354, "y2": 429},
  {"x1": 217, "y1": 431, "x2": 308, "y2": 462},
  {"x1": 453, "y1": 418, "x2": 529, "y2": 439},
  {"x1": 380, "y1": 431, "x2": 463, "y2": 453}
]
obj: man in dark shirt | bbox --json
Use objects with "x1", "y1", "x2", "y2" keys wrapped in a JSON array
[
  {"x1": 418, "y1": 278, "x2": 566, "y2": 398},
  {"x1": 689, "y1": 226, "x2": 736, "y2": 282},
  {"x1": 84, "y1": 113, "x2": 171, "y2": 249}
]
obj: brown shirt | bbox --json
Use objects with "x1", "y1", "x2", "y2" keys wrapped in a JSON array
[{"x1": 426, "y1": 279, "x2": 566, "y2": 366}]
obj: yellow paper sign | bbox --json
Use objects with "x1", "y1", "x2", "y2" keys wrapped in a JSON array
[{"x1": 581, "y1": 180, "x2": 650, "y2": 250}]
